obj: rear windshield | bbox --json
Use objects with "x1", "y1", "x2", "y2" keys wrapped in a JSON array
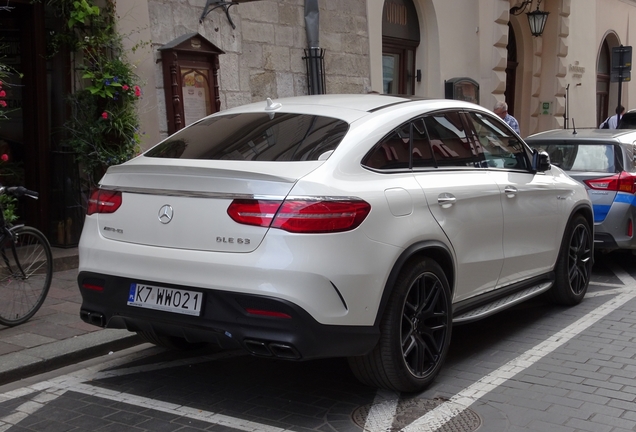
[
  {"x1": 534, "y1": 143, "x2": 617, "y2": 173},
  {"x1": 145, "y1": 113, "x2": 349, "y2": 161}
]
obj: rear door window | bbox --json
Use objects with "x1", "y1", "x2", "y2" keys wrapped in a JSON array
[
  {"x1": 145, "y1": 113, "x2": 349, "y2": 161},
  {"x1": 422, "y1": 112, "x2": 477, "y2": 167},
  {"x1": 362, "y1": 111, "x2": 476, "y2": 171}
]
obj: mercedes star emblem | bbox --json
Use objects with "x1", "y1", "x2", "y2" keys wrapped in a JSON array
[{"x1": 158, "y1": 205, "x2": 174, "y2": 224}]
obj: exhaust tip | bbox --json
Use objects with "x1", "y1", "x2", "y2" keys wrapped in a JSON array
[
  {"x1": 269, "y1": 343, "x2": 301, "y2": 359},
  {"x1": 80, "y1": 309, "x2": 106, "y2": 327},
  {"x1": 244, "y1": 339, "x2": 272, "y2": 356},
  {"x1": 243, "y1": 339, "x2": 301, "y2": 359}
]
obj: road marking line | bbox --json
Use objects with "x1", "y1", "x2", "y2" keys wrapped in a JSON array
[
  {"x1": 401, "y1": 263, "x2": 636, "y2": 432},
  {"x1": 363, "y1": 389, "x2": 400, "y2": 432},
  {"x1": 0, "y1": 390, "x2": 63, "y2": 432},
  {"x1": 588, "y1": 281, "x2": 625, "y2": 287},
  {"x1": 586, "y1": 288, "x2": 626, "y2": 297},
  {"x1": 51, "y1": 380, "x2": 288, "y2": 432}
]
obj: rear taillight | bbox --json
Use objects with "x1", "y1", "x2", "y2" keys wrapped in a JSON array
[
  {"x1": 584, "y1": 172, "x2": 636, "y2": 194},
  {"x1": 227, "y1": 198, "x2": 371, "y2": 233},
  {"x1": 87, "y1": 189, "x2": 122, "y2": 215},
  {"x1": 227, "y1": 200, "x2": 283, "y2": 227}
]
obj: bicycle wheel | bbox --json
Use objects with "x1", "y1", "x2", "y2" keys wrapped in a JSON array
[{"x1": 0, "y1": 226, "x2": 53, "y2": 326}]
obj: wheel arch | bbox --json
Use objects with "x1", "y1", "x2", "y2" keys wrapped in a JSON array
[
  {"x1": 373, "y1": 240, "x2": 454, "y2": 327},
  {"x1": 567, "y1": 203, "x2": 594, "y2": 240}
]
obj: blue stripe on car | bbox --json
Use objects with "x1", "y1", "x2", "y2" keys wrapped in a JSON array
[
  {"x1": 614, "y1": 193, "x2": 636, "y2": 205},
  {"x1": 593, "y1": 205, "x2": 611, "y2": 223},
  {"x1": 594, "y1": 193, "x2": 636, "y2": 223}
]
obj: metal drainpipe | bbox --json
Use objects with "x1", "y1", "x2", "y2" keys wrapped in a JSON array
[{"x1": 304, "y1": 0, "x2": 324, "y2": 94}]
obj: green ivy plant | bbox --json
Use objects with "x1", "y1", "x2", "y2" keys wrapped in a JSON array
[
  {"x1": 67, "y1": 0, "x2": 99, "y2": 28},
  {"x1": 45, "y1": 0, "x2": 145, "y2": 188}
]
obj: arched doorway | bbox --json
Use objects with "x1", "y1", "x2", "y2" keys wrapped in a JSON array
[
  {"x1": 505, "y1": 23, "x2": 518, "y2": 116},
  {"x1": 597, "y1": 39, "x2": 611, "y2": 126},
  {"x1": 382, "y1": 0, "x2": 420, "y2": 95}
]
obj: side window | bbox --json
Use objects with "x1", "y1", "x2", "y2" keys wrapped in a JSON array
[
  {"x1": 422, "y1": 112, "x2": 476, "y2": 167},
  {"x1": 464, "y1": 111, "x2": 530, "y2": 170},
  {"x1": 362, "y1": 124, "x2": 411, "y2": 170},
  {"x1": 411, "y1": 118, "x2": 435, "y2": 168}
]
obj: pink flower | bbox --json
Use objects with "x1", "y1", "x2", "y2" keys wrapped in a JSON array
[
  {"x1": 1, "y1": 154, "x2": 9, "y2": 162},
  {"x1": 0, "y1": 101, "x2": 6, "y2": 108},
  {"x1": 134, "y1": 85, "x2": 141, "y2": 97},
  {"x1": 122, "y1": 84, "x2": 129, "y2": 91},
  {"x1": 0, "y1": 91, "x2": 6, "y2": 98},
  {"x1": 101, "y1": 112, "x2": 108, "y2": 119}
]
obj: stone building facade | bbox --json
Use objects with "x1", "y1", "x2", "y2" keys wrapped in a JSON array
[
  {"x1": 120, "y1": 0, "x2": 636, "y2": 146},
  {"x1": 118, "y1": 0, "x2": 372, "y2": 145}
]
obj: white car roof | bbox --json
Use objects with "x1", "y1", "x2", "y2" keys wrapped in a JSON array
[
  {"x1": 526, "y1": 128, "x2": 636, "y2": 143},
  {"x1": 216, "y1": 94, "x2": 490, "y2": 121}
]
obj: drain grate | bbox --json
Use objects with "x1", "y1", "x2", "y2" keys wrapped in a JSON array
[{"x1": 352, "y1": 397, "x2": 481, "y2": 432}]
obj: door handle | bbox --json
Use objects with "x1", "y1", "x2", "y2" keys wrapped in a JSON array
[
  {"x1": 504, "y1": 186, "x2": 518, "y2": 198},
  {"x1": 438, "y1": 193, "x2": 456, "y2": 208}
]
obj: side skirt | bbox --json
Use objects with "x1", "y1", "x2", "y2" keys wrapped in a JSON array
[{"x1": 452, "y1": 274, "x2": 554, "y2": 325}]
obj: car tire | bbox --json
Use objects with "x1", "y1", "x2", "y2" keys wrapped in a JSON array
[
  {"x1": 136, "y1": 330, "x2": 205, "y2": 350},
  {"x1": 348, "y1": 258, "x2": 452, "y2": 392},
  {"x1": 549, "y1": 214, "x2": 592, "y2": 305}
]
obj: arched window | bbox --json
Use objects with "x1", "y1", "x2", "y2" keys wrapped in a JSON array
[
  {"x1": 597, "y1": 40, "x2": 611, "y2": 126},
  {"x1": 382, "y1": 0, "x2": 420, "y2": 95}
]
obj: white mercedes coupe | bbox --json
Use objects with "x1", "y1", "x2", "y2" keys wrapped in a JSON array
[{"x1": 78, "y1": 94, "x2": 593, "y2": 392}]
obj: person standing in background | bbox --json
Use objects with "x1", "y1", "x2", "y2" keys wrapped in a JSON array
[
  {"x1": 493, "y1": 101, "x2": 520, "y2": 135},
  {"x1": 599, "y1": 105, "x2": 625, "y2": 129}
]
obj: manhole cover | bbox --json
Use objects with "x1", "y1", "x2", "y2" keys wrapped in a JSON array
[{"x1": 352, "y1": 397, "x2": 481, "y2": 432}]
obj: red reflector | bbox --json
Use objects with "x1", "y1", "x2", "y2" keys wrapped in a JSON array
[
  {"x1": 584, "y1": 172, "x2": 636, "y2": 194},
  {"x1": 245, "y1": 308, "x2": 292, "y2": 319},
  {"x1": 82, "y1": 283, "x2": 104, "y2": 292},
  {"x1": 87, "y1": 189, "x2": 122, "y2": 215}
]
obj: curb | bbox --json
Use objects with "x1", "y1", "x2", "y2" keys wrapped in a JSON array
[{"x1": 0, "y1": 330, "x2": 142, "y2": 386}]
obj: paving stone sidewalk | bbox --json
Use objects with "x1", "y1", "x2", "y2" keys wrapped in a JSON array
[{"x1": 0, "y1": 248, "x2": 140, "y2": 385}]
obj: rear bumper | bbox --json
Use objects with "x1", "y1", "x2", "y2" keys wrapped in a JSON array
[
  {"x1": 594, "y1": 232, "x2": 620, "y2": 250},
  {"x1": 595, "y1": 201, "x2": 636, "y2": 250},
  {"x1": 78, "y1": 271, "x2": 380, "y2": 360}
]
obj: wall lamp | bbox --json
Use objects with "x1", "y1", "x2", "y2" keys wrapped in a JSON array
[{"x1": 510, "y1": 0, "x2": 549, "y2": 37}]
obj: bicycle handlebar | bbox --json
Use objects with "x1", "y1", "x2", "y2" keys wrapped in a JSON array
[{"x1": 4, "y1": 186, "x2": 39, "y2": 200}]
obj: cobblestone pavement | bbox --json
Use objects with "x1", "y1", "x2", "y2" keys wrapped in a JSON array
[{"x1": 0, "y1": 252, "x2": 635, "y2": 431}]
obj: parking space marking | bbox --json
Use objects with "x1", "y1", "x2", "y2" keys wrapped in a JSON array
[
  {"x1": 0, "y1": 391, "x2": 62, "y2": 432},
  {"x1": 0, "y1": 348, "x2": 296, "y2": 432},
  {"x1": 586, "y1": 287, "x2": 626, "y2": 298},
  {"x1": 400, "y1": 263, "x2": 636, "y2": 432},
  {"x1": 2, "y1": 375, "x2": 288, "y2": 432},
  {"x1": 363, "y1": 389, "x2": 400, "y2": 431}
]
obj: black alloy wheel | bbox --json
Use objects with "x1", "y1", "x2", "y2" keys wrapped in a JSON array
[
  {"x1": 348, "y1": 259, "x2": 452, "y2": 392},
  {"x1": 550, "y1": 214, "x2": 592, "y2": 305},
  {"x1": 401, "y1": 270, "x2": 451, "y2": 379},
  {"x1": 567, "y1": 222, "x2": 592, "y2": 296}
]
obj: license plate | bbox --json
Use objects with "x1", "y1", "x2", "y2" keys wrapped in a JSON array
[{"x1": 127, "y1": 283, "x2": 203, "y2": 316}]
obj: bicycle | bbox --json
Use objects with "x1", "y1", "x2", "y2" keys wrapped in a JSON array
[{"x1": 0, "y1": 186, "x2": 53, "y2": 327}]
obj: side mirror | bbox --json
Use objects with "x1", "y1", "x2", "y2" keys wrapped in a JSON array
[{"x1": 532, "y1": 148, "x2": 551, "y2": 172}]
